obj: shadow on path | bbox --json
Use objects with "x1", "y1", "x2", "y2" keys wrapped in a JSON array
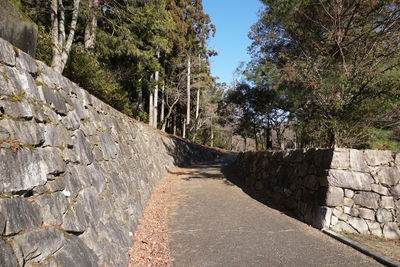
[{"x1": 167, "y1": 155, "x2": 381, "y2": 266}]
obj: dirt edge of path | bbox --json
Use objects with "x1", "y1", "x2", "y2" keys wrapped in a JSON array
[{"x1": 129, "y1": 173, "x2": 175, "y2": 267}]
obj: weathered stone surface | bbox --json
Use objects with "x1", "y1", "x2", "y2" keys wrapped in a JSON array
[
  {"x1": 0, "y1": 0, "x2": 37, "y2": 57},
  {"x1": 370, "y1": 166, "x2": 400, "y2": 186},
  {"x1": 0, "y1": 239, "x2": 18, "y2": 267},
  {"x1": 43, "y1": 124, "x2": 70, "y2": 148},
  {"x1": 348, "y1": 217, "x2": 369, "y2": 234},
  {"x1": 330, "y1": 215, "x2": 339, "y2": 226},
  {"x1": 325, "y1": 187, "x2": 344, "y2": 206},
  {"x1": 376, "y1": 208, "x2": 393, "y2": 223},
  {"x1": 380, "y1": 196, "x2": 395, "y2": 209},
  {"x1": 0, "y1": 148, "x2": 47, "y2": 192},
  {"x1": 353, "y1": 192, "x2": 380, "y2": 209},
  {"x1": 364, "y1": 150, "x2": 393, "y2": 166},
  {"x1": 62, "y1": 201, "x2": 89, "y2": 233},
  {"x1": 53, "y1": 235, "x2": 99, "y2": 267},
  {"x1": 0, "y1": 38, "x2": 15, "y2": 66},
  {"x1": 331, "y1": 149, "x2": 349, "y2": 169},
  {"x1": 11, "y1": 227, "x2": 65, "y2": 265},
  {"x1": 327, "y1": 169, "x2": 373, "y2": 190},
  {"x1": 349, "y1": 149, "x2": 368, "y2": 172},
  {"x1": 382, "y1": 222, "x2": 400, "y2": 239},
  {"x1": 16, "y1": 50, "x2": 37, "y2": 74},
  {"x1": 343, "y1": 197, "x2": 354, "y2": 207},
  {"x1": 0, "y1": 99, "x2": 34, "y2": 119},
  {"x1": 390, "y1": 183, "x2": 400, "y2": 197},
  {"x1": 68, "y1": 130, "x2": 94, "y2": 165},
  {"x1": 1, "y1": 119, "x2": 44, "y2": 145},
  {"x1": 367, "y1": 221, "x2": 383, "y2": 237},
  {"x1": 0, "y1": 198, "x2": 42, "y2": 235},
  {"x1": 38, "y1": 86, "x2": 68, "y2": 115},
  {"x1": 332, "y1": 221, "x2": 357, "y2": 234},
  {"x1": 61, "y1": 110, "x2": 81, "y2": 130},
  {"x1": 35, "y1": 192, "x2": 68, "y2": 225},
  {"x1": 371, "y1": 184, "x2": 389, "y2": 195},
  {"x1": 333, "y1": 207, "x2": 348, "y2": 221},
  {"x1": 358, "y1": 208, "x2": 375, "y2": 221},
  {"x1": 344, "y1": 189, "x2": 354, "y2": 198}
]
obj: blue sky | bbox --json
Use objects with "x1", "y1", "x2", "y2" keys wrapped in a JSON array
[{"x1": 203, "y1": 0, "x2": 263, "y2": 85}]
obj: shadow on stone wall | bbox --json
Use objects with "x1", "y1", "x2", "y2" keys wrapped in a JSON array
[{"x1": 224, "y1": 149, "x2": 335, "y2": 228}]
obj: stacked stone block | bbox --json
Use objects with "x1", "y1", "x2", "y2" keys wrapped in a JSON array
[
  {"x1": 0, "y1": 37, "x2": 220, "y2": 266},
  {"x1": 235, "y1": 148, "x2": 400, "y2": 239}
]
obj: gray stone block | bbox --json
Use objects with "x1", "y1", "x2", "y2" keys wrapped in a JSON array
[
  {"x1": 38, "y1": 86, "x2": 68, "y2": 115},
  {"x1": 332, "y1": 221, "x2": 357, "y2": 234},
  {"x1": 0, "y1": 99, "x2": 34, "y2": 119},
  {"x1": 358, "y1": 208, "x2": 375, "y2": 221},
  {"x1": 327, "y1": 169, "x2": 373, "y2": 190},
  {"x1": 371, "y1": 184, "x2": 389, "y2": 195},
  {"x1": 348, "y1": 217, "x2": 369, "y2": 234},
  {"x1": 15, "y1": 50, "x2": 37, "y2": 74},
  {"x1": 367, "y1": 221, "x2": 383, "y2": 237},
  {"x1": 0, "y1": 239, "x2": 18, "y2": 267},
  {"x1": 380, "y1": 196, "x2": 395, "y2": 209},
  {"x1": 376, "y1": 208, "x2": 393, "y2": 223},
  {"x1": 382, "y1": 222, "x2": 400, "y2": 239},
  {"x1": 364, "y1": 150, "x2": 393, "y2": 166},
  {"x1": 390, "y1": 183, "x2": 400, "y2": 197},
  {"x1": 370, "y1": 166, "x2": 400, "y2": 186},
  {"x1": 331, "y1": 149, "x2": 349, "y2": 169},
  {"x1": 0, "y1": 119, "x2": 44, "y2": 145},
  {"x1": 62, "y1": 201, "x2": 89, "y2": 233},
  {"x1": 325, "y1": 186, "x2": 344, "y2": 206},
  {"x1": 35, "y1": 192, "x2": 68, "y2": 225},
  {"x1": 69, "y1": 130, "x2": 94, "y2": 165},
  {"x1": 353, "y1": 191, "x2": 380, "y2": 209},
  {"x1": 344, "y1": 189, "x2": 354, "y2": 198},
  {"x1": 0, "y1": 1, "x2": 37, "y2": 57},
  {"x1": 11, "y1": 227, "x2": 65, "y2": 265},
  {"x1": 0, "y1": 148, "x2": 47, "y2": 192},
  {"x1": 53, "y1": 235, "x2": 99, "y2": 267},
  {"x1": 0, "y1": 38, "x2": 15, "y2": 66},
  {"x1": 349, "y1": 149, "x2": 368, "y2": 172},
  {"x1": 0, "y1": 197, "x2": 42, "y2": 235},
  {"x1": 43, "y1": 124, "x2": 71, "y2": 148}
]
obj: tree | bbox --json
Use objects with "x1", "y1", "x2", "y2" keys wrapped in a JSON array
[
  {"x1": 249, "y1": 0, "x2": 400, "y2": 148},
  {"x1": 50, "y1": 0, "x2": 81, "y2": 73}
]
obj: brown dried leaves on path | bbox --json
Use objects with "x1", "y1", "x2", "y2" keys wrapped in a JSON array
[{"x1": 129, "y1": 173, "x2": 174, "y2": 267}]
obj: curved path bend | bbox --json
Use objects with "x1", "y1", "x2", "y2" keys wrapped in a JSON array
[{"x1": 167, "y1": 155, "x2": 381, "y2": 267}]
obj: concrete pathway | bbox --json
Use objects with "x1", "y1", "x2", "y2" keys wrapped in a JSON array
[{"x1": 167, "y1": 156, "x2": 381, "y2": 267}]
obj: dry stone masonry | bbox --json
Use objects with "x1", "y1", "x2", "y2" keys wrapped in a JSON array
[
  {"x1": 235, "y1": 148, "x2": 400, "y2": 239},
  {"x1": 0, "y1": 37, "x2": 220, "y2": 266}
]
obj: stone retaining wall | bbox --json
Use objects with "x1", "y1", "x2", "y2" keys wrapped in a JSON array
[
  {"x1": 0, "y1": 37, "x2": 221, "y2": 266},
  {"x1": 235, "y1": 148, "x2": 400, "y2": 239}
]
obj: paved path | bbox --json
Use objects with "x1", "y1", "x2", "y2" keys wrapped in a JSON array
[{"x1": 167, "y1": 156, "x2": 381, "y2": 267}]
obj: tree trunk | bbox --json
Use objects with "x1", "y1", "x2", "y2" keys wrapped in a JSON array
[
  {"x1": 153, "y1": 50, "x2": 160, "y2": 128},
  {"x1": 84, "y1": 0, "x2": 98, "y2": 50},
  {"x1": 51, "y1": 0, "x2": 81, "y2": 73},
  {"x1": 210, "y1": 126, "x2": 214, "y2": 147},
  {"x1": 160, "y1": 84, "x2": 165, "y2": 131},
  {"x1": 173, "y1": 115, "x2": 177, "y2": 136},
  {"x1": 183, "y1": 118, "x2": 186, "y2": 138},
  {"x1": 186, "y1": 56, "x2": 191, "y2": 135},
  {"x1": 149, "y1": 91, "x2": 153, "y2": 126},
  {"x1": 195, "y1": 88, "x2": 200, "y2": 120}
]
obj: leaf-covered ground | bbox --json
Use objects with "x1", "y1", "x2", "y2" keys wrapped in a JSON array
[{"x1": 129, "y1": 174, "x2": 173, "y2": 266}]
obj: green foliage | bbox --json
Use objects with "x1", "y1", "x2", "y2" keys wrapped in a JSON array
[
  {"x1": 64, "y1": 45, "x2": 132, "y2": 115},
  {"x1": 246, "y1": 0, "x2": 400, "y2": 149},
  {"x1": 366, "y1": 128, "x2": 400, "y2": 151}
]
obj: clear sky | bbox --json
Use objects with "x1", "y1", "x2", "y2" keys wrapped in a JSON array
[{"x1": 203, "y1": 0, "x2": 263, "y2": 85}]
